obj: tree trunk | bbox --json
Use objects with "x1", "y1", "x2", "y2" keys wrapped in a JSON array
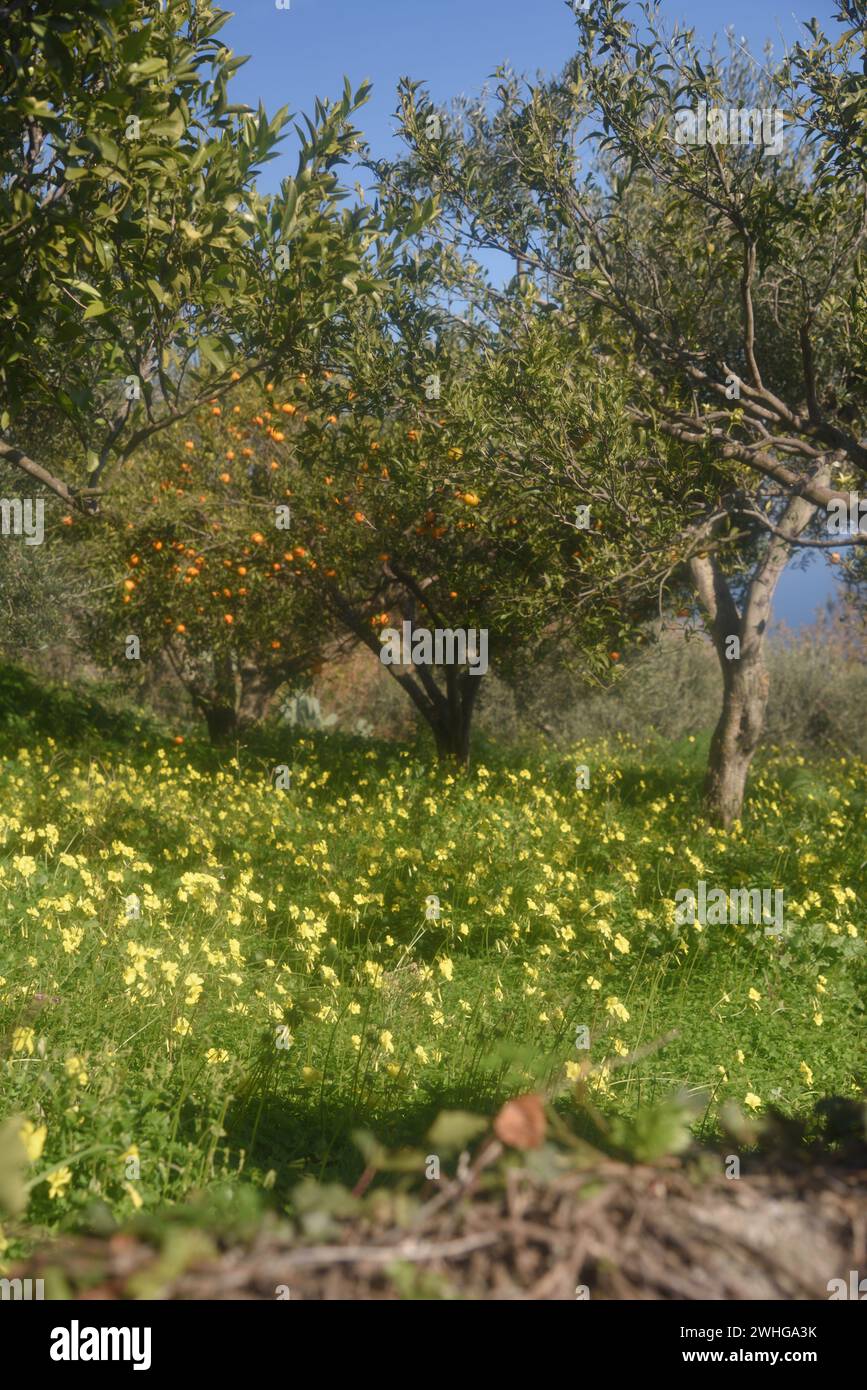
[
  {"x1": 201, "y1": 703, "x2": 239, "y2": 744},
  {"x1": 416, "y1": 662, "x2": 482, "y2": 768},
  {"x1": 703, "y1": 645, "x2": 770, "y2": 828},
  {"x1": 237, "y1": 657, "x2": 281, "y2": 728},
  {"x1": 320, "y1": 573, "x2": 486, "y2": 768},
  {"x1": 431, "y1": 676, "x2": 480, "y2": 765},
  {"x1": 374, "y1": 642, "x2": 484, "y2": 768},
  {"x1": 165, "y1": 643, "x2": 297, "y2": 745},
  {"x1": 690, "y1": 463, "x2": 830, "y2": 826}
]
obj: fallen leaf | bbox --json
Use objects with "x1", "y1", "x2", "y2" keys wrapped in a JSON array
[{"x1": 493, "y1": 1093, "x2": 546, "y2": 1150}]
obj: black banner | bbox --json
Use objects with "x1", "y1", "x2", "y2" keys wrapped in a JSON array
[{"x1": 3, "y1": 1295, "x2": 862, "y2": 1376}]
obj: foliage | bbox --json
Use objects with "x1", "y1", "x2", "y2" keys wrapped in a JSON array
[{"x1": 0, "y1": 0, "x2": 428, "y2": 506}]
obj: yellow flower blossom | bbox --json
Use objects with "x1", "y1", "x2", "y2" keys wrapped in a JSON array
[
  {"x1": 64, "y1": 1055, "x2": 89, "y2": 1086},
  {"x1": 46, "y1": 1166, "x2": 72, "y2": 1199},
  {"x1": 19, "y1": 1120, "x2": 46, "y2": 1162},
  {"x1": 11, "y1": 1026, "x2": 35, "y2": 1055}
]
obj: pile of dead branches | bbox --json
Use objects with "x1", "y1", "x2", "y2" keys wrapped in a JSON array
[{"x1": 18, "y1": 1152, "x2": 867, "y2": 1300}]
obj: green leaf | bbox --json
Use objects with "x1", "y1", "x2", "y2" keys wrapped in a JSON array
[
  {"x1": 146, "y1": 278, "x2": 173, "y2": 307},
  {"x1": 609, "y1": 1092, "x2": 700, "y2": 1163},
  {"x1": 197, "y1": 337, "x2": 228, "y2": 372},
  {"x1": 19, "y1": 98, "x2": 54, "y2": 119},
  {"x1": 425, "y1": 1110, "x2": 488, "y2": 1154},
  {"x1": 147, "y1": 111, "x2": 186, "y2": 142},
  {"x1": 131, "y1": 57, "x2": 167, "y2": 77},
  {"x1": 351, "y1": 1129, "x2": 387, "y2": 1167},
  {"x1": 66, "y1": 280, "x2": 102, "y2": 299}
]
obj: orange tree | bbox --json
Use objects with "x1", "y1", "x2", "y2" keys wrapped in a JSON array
[
  {"x1": 76, "y1": 363, "x2": 524, "y2": 756},
  {"x1": 296, "y1": 254, "x2": 698, "y2": 763},
  {"x1": 262, "y1": 348, "x2": 678, "y2": 763},
  {"x1": 79, "y1": 264, "x2": 691, "y2": 757},
  {"x1": 78, "y1": 376, "x2": 341, "y2": 742}
]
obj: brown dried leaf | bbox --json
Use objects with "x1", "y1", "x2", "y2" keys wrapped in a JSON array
[{"x1": 493, "y1": 1093, "x2": 546, "y2": 1151}]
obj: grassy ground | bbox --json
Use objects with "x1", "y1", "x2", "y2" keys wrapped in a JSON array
[{"x1": 0, "y1": 664, "x2": 864, "y2": 1263}]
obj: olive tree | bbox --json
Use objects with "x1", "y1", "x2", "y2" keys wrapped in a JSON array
[{"x1": 385, "y1": 0, "x2": 866, "y2": 824}]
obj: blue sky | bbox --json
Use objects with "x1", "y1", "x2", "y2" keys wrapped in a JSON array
[{"x1": 220, "y1": 0, "x2": 846, "y2": 626}]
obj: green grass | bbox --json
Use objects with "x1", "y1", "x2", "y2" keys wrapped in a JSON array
[{"x1": 0, "y1": 663, "x2": 864, "y2": 1260}]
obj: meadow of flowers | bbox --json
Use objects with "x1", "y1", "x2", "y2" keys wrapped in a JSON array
[{"x1": 0, "y1": 668, "x2": 864, "y2": 1260}]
